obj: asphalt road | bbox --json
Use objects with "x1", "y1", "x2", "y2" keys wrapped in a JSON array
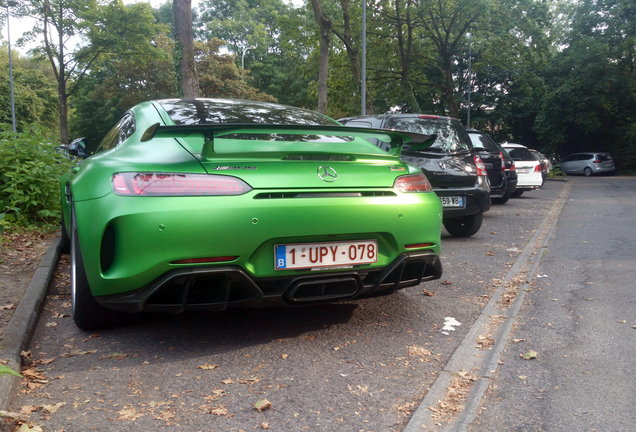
[
  {"x1": 8, "y1": 180, "x2": 567, "y2": 431},
  {"x1": 468, "y1": 176, "x2": 636, "y2": 432}
]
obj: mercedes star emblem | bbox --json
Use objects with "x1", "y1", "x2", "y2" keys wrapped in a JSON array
[{"x1": 317, "y1": 166, "x2": 338, "y2": 182}]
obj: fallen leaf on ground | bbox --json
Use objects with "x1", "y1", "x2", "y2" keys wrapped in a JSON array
[
  {"x1": 476, "y1": 335, "x2": 495, "y2": 350},
  {"x1": 16, "y1": 423, "x2": 43, "y2": 432},
  {"x1": 52, "y1": 312, "x2": 70, "y2": 318},
  {"x1": 486, "y1": 251, "x2": 495, "y2": 256},
  {"x1": 422, "y1": 289, "x2": 435, "y2": 296},
  {"x1": 408, "y1": 345, "x2": 431, "y2": 358},
  {"x1": 101, "y1": 352, "x2": 128, "y2": 361},
  {"x1": 112, "y1": 405, "x2": 144, "y2": 421},
  {"x1": 19, "y1": 405, "x2": 39, "y2": 414},
  {"x1": 513, "y1": 339, "x2": 526, "y2": 343},
  {"x1": 441, "y1": 280, "x2": 453, "y2": 285},
  {"x1": 261, "y1": 422, "x2": 270, "y2": 429},
  {"x1": 209, "y1": 405, "x2": 228, "y2": 416},
  {"x1": 281, "y1": 354, "x2": 288, "y2": 359},
  {"x1": 0, "y1": 304, "x2": 15, "y2": 310},
  {"x1": 239, "y1": 376, "x2": 260, "y2": 385},
  {"x1": 618, "y1": 320, "x2": 626, "y2": 324},
  {"x1": 198, "y1": 364, "x2": 218, "y2": 370},
  {"x1": 61, "y1": 349, "x2": 97, "y2": 358},
  {"x1": 254, "y1": 399, "x2": 272, "y2": 412},
  {"x1": 521, "y1": 350, "x2": 538, "y2": 360},
  {"x1": 221, "y1": 378, "x2": 234, "y2": 385},
  {"x1": 45, "y1": 322, "x2": 58, "y2": 327},
  {"x1": 42, "y1": 402, "x2": 65, "y2": 413}
]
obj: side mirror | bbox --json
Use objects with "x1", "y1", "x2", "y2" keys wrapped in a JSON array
[{"x1": 68, "y1": 138, "x2": 88, "y2": 158}]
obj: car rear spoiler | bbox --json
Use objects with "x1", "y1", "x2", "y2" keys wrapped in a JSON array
[{"x1": 140, "y1": 123, "x2": 436, "y2": 159}]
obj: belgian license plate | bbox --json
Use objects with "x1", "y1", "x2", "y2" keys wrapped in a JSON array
[
  {"x1": 439, "y1": 196, "x2": 463, "y2": 207},
  {"x1": 275, "y1": 240, "x2": 377, "y2": 270}
]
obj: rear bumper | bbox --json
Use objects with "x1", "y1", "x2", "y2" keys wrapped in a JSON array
[{"x1": 96, "y1": 251, "x2": 443, "y2": 313}]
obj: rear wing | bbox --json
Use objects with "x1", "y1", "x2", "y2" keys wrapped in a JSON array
[{"x1": 140, "y1": 123, "x2": 436, "y2": 159}]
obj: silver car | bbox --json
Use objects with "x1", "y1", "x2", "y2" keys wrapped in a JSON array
[{"x1": 559, "y1": 152, "x2": 615, "y2": 176}]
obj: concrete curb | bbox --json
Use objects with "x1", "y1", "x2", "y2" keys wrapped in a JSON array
[
  {"x1": 404, "y1": 182, "x2": 571, "y2": 432},
  {"x1": 0, "y1": 237, "x2": 60, "y2": 412}
]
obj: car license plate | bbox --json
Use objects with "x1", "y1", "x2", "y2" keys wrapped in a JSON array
[
  {"x1": 275, "y1": 240, "x2": 377, "y2": 270},
  {"x1": 439, "y1": 196, "x2": 463, "y2": 207},
  {"x1": 517, "y1": 168, "x2": 530, "y2": 174}
]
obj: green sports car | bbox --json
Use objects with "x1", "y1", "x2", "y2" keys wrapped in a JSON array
[{"x1": 60, "y1": 99, "x2": 443, "y2": 329}]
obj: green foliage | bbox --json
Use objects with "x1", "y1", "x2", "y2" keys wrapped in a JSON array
[
  {"x1": 0, "y1": 46, "x2": 59, "y2": 133},
  {"x1": 0, "y1": 125, "x2": 73, "y2": 228},
  {"x1": 0, "y1": 364, "x2": 22, "y2": 378}
]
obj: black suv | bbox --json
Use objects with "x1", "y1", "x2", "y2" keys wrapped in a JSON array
[
  {"x1": 339, "y1": 114, "x2": 490, "y2": 237},
  {"x1": 467, "y1": 128, "x2": 517, "y2": 204}
]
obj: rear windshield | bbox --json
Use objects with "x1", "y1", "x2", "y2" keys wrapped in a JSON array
[
  {"x1": 384, "y1": 117, "x2": 471, "y2": 153},
  {"x1": 160, "y1": 99, "x2": 339, "y2": 126},
  {"x1": 158, "y1": 99, "x2": 363, "y2": 146},
  {"x1": 506, "y1": 147, "x2": 536, "y2": 162},
  {"x1": 597, "y1": 153, "x2": 612, "y2": 161},
  {"x1": 468, "y1": 133, "x2": 498, "y2": 152}
]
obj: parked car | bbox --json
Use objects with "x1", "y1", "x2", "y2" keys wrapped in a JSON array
[
  {"x1": 497, "y1": 146, "x2": 519, "y2": 203},
  {"x1": 528, "y1": 149, "x2": 550, "y2": 185},
  {"x1": 558, "y1": 152, "x2": 615, "y2": 176},
  {"x1": 339, "y1": 114, "x2": 490, "y2": 237},
  {"x1": 500, "y1": 143, "x2": 543, "y2": 197},
  {"x1": 467, "y1": 128, "x2": 514, "y2": 204},
  {"x1": 61, "y1": 98, "x2": 444, "y2": 329}
]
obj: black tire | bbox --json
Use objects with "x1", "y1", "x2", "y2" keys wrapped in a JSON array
[
  {"x1": 71, "y1": 210, "x2": 110, "y2": 330},
  {"x1": 443, "y1": 212, "x2": 483, "y2": 238},
  {"x1": 584, "y1": 167, "x2": 593, "y2": 176},
  {"x1": 511, "y1": 189, "x2": 524, "y2": 197},
  {"x1": 492, "y1": 188, "x2": 512, "y2": 205},
  {"x1": 60, "y1": 212, "x2": 71, "y2": 254}
]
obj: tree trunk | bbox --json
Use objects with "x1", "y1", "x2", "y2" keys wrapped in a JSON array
[
  {"x1": 173, "y1": 0, "x2": 199, "y2": 98},
  {"x1": 311, "y1": 0, "x2": 330, "y2": 114},
  {"x1": 442, "y1": 55, "x2": 459, "y2": 118},
  {"x1": 394, "y1": 0, "x2": 419, "y2": 112}
]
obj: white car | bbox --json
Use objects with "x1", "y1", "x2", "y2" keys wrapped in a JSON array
[{"x1": 501, "y1": 143, "x2": 543, "y2": 197}]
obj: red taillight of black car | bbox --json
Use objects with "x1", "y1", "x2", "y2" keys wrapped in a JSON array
[
  {"x1": 500, "y1": 152, "x2": 506, "y2": 172},
  {"x1": 474, "y1": 156, "x2": 488, "y2": 176},
  {"x1": 112, "y1": 173, "x2": 252, "y2": 196},
  {"x1": 393, "y1": 173, "x2": 433, "y2": 192}
]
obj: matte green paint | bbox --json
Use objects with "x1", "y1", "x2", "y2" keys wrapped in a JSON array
[{"x1": 62, "y1": 100, "x2": 442, "y2": 298}]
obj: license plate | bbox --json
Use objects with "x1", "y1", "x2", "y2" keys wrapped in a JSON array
[
  {"x1": 439, "y1": 196, "x2": 464, "y2": 207},
  {"x1": 275, "y1": 240, "x2": 377, "y2": 270},
  {"x1": 517, "y1": 168, "x2": 530, "y2": 174}
]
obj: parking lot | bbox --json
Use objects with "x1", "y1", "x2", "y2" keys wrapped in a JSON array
[{"x1": 8, "y1": 180, "x2": 568, "y2": 431}]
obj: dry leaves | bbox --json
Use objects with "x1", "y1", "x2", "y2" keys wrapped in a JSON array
[
  {"x1": 61, "y1": 349, "x2": 97, "y2": 358},
  {"x1": 41, "y1": 402, "x2": 65, "y2": 414},
  {"x1": 0, "y1": 303, "x2": 15, "y2": 310},
  {"x1": 112, "y1": 405, "x2": 144, "y2": 421},
  {"x1": 521, "y1": 350, "x2": 538, "y2": 360},
  {"x1": 408, "y1": 345, "x2": 432, "y2": 361},
  {"x1": 422, "y1": 288, "x2": 435, "y2": 296},
  {"x1": 429, "y1": 370, "x2": 479, "y2": 424},
  {"x1": 101, "y1": 352, "x2": 128, "y2": 361},
  {"x1": 254, "y1": 399, "x2": 272, "y2": 412},
  {"x1": 198, "y1": 364, "x2": 218, "y2": 370},
  {"x1": 476, "y1": 335, "x2": 495, "y2": 350}
]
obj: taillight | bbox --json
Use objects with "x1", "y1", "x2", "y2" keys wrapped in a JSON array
[
  {"x1": 593, "y1": 158, "x2": 601, "y2": 163},
  {"x1": 500, "y1": 152, "x2": 506, "y2": 172},
  {"x1": 393, "y1": 173, "x2": 433, "y2": 192},
  {"x1": 112, "y1": 173, "x2": 252, "y2": 196},
  {"x1": 534, "y1": 165, "x2": 541, "y2": 173},
  {"x1": 474, "y1": 156, "x2": 488, "y2": 176},
  {"x1": 510, "y1": 163, "x2": 515, "y2": 171},
  {"x1": 418, "y1": 115, "x2": 440, "y2": 119}
]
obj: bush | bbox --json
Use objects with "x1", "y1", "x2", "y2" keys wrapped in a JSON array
[{"x1": 0, "y1": 125, "x2": 73, "y2": 229}]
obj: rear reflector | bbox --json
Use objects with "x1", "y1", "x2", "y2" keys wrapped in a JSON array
[
  {"x1": 393, "y1": 173, "x2": 433, "y2": 192},
  {"x1": 404, "y1": 243, "x2": 434, "y2": 249},
  {"x1": 171, "y1": 256, "x2": 238, "y2": 264},
  {"x1": 112, "y1": 173, "x2": 252, "y2": 196}
]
